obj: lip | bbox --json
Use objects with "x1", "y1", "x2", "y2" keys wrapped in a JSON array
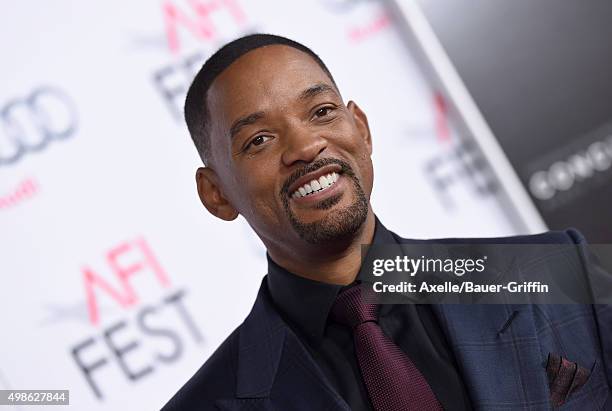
[{"x1": 286, "y1": 164, "x2": 342, "y2": 197}]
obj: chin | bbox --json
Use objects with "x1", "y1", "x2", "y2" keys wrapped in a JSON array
[{"x1": 290, "y1": 192, "x2": 368, "y2": 245}]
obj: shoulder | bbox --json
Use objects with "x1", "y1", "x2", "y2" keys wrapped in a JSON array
[
  {"x1": 161, "y1": 326, "x2": 241, "y2": 410},
  {"x1": 162, "y1": 276, "x2": 282, "y2": 410},
  {"x1": 390, "y1": 227, "x2": 585, "y2": 245},
  {"x1": 390, "y1": 228, "x2": 592, "y2": 273}
]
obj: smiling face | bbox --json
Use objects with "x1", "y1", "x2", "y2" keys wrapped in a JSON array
[{"x1": 197, "y1": 44, "x2": 374, "y2": 256}]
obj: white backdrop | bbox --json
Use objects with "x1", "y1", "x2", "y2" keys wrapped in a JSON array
[{"x1": 0, "y1": 1, "x2": 519, "y2": 409}]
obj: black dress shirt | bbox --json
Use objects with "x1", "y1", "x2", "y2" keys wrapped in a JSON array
[{"x1": 266, "y1": 217, "x2": 473, "y2": 411}]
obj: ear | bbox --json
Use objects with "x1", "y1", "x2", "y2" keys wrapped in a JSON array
[
  {"x1": 195, "y1": 167, "x2": 239, "y2": 221},
  {"x1": 347, "y1": 101, "x2": 372, "y2": 155}
]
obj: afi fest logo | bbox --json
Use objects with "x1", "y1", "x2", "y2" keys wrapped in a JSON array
[
  {"x1": 0, "y1": 87, "x2": 77, "y2": 167},
  {"x1": 69, "y1": 237, "x2": 203, "y2": 400},
  {"x1": 151, "y1": 0, "x2": 251, "y2": 119},
  {"x1": 163, "y1": 0, "x2": 246, "y2": 55},
  {"x1": 319, "y1": 0, "x2": 391, "y2": 43}
]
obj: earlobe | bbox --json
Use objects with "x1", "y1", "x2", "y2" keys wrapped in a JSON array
[
  {"x1": 195, "y1": 167, "x2": 239, "y2": 221},
  {"x1": 347, "y1": 101, "x2": 373, "y2": 155}
]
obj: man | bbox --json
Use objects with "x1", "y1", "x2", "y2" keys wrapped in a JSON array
[{"x1": 163, "y1": 34, "x2": 611, "y2": 410}]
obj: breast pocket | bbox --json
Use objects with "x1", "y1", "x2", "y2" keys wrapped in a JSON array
[{"x1": 556, "y1": 359, "x2": 611, "y2": 410}]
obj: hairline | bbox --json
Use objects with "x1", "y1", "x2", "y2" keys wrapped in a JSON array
[{"x1": 201, "y1": 44, "x2": 340, "y2": 167}]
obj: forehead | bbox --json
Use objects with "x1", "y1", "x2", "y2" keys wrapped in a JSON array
[{"x1": 206, "y1": 45, "x2": 336, "y2": 124}]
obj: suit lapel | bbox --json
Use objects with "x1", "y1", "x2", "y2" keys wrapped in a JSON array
[
  {"x1": 431, "y1": 303, "x2": 551, "y2": 409},
  {"x1": 216, "y1": 278, "x2": 350, "y2": 411}
]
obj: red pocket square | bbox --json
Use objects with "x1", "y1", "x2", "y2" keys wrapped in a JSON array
[{"x1": 546, "y1": 353, "x2": 591, "y2": 407}]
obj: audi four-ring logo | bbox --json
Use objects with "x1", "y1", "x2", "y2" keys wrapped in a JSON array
[{"x1": 0, "y1": 87, "x2": 78, "y2": 166}]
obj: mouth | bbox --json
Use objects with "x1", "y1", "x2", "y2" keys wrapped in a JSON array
[
  {"x1": 291, "y1": 171, "x2": 339, "y2": 199},
  {"x1": 287, "y1": 164, "x2": 343, "y2": 200}
]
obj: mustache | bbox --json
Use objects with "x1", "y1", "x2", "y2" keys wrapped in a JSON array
[{"x1": 280, "y1": 157, "x2": 355, "y2": 197}]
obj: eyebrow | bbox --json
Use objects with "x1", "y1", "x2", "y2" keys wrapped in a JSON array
[
  {"x1": 298, "y1": 83, "x2": 337, "y2": 101},
  {"x1": 229, "y1": 111, "x2": 265, "y2": 140}
]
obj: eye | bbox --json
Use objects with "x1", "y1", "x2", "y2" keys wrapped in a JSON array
[
  {"x1": 313, "y1": 106, "x2": 335, "y2": 119},
  {"x1": 245, "y1": 135, "x2": 273, "y2": 150}
]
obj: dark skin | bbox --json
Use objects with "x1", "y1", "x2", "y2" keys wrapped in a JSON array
[{"x1": 196, "y1": 45, "x2": 376, "y2": 285}]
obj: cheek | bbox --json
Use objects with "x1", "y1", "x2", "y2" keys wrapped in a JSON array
[
  {"x1": 333, "y1": 122, "x2": 374, "y2": 194},
  {"x1": 234, "y1": 163, "x2": 282, "y2": 216},
  {"x1": 330, "y1": 118, "x2": 368, "y2": 151},
  {"x1": 238, "y1": 162, "x2": 274, "y2": 194},
  {"x1": 331, "y1": 120, "x2": 372, "y2": 166}
]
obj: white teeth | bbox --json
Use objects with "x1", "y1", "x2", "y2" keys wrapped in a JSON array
[
  {"x1": 319, "y1": 175, "x2": 329, "y2": 188},
  {"x1": 291, "y1": 171, "x2": 340, "y2": 199}
]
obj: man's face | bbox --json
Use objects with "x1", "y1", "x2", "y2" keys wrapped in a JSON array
[{"x1": 202, "y1": 45, "x2": 373, "y2": 251}]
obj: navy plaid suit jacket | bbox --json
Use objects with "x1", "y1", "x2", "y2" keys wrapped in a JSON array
[{"x1": 162, "y1": 229, "x2": 612, "y2": 410}]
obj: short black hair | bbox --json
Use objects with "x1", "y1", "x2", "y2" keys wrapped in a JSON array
[{"x1": 184, "y1": 33, "x2": 337, "y2": 165}]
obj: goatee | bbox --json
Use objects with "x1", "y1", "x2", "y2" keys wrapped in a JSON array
[{"x1": 281, "y1": 158, "x2": 369, "y2": 245}]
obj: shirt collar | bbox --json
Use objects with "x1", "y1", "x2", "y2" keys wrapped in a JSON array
[{"x1": 266, "y1": 216, "x2": 397, "y2": 346}]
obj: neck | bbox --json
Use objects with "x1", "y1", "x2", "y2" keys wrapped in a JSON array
[{"x1": 266, "y1": 210, "x2": 376, "y2": 285}]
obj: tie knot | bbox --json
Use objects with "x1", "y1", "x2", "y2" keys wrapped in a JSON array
[{"x1": 330, "y1": 284, "x2": 379, "y2": 329}]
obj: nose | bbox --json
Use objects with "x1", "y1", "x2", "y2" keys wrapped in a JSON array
[{"x1": 281, "y1": 125, "x2": 328, "y2": 167}]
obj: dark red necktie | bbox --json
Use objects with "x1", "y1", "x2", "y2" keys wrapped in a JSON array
[{"x1": 330, "y1": 284, "x2": 443, "y2": 411}]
